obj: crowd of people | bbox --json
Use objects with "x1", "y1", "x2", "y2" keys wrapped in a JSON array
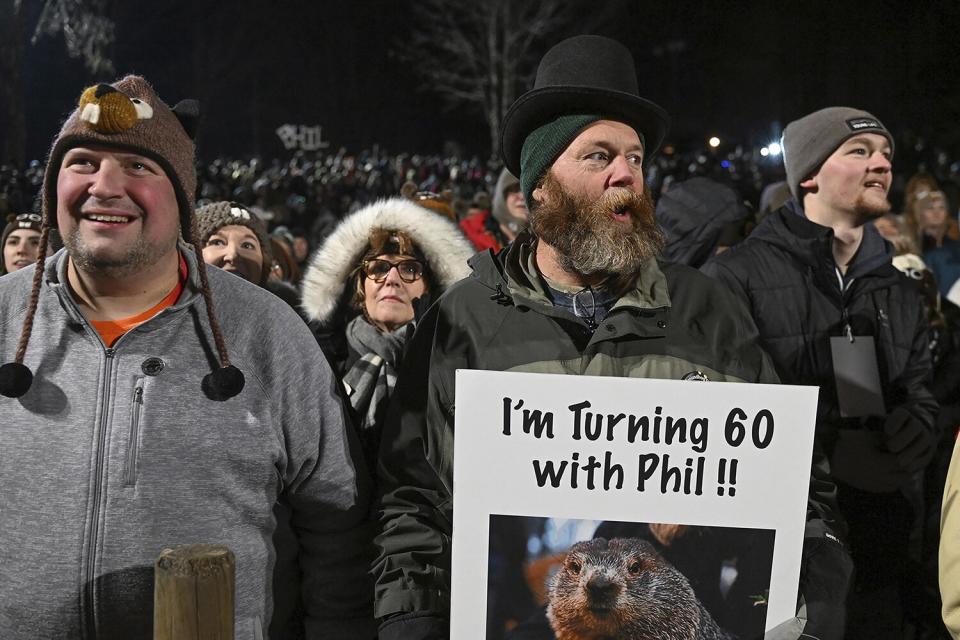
[
  {"x1": 2, "y1": 33, "x2": 960, "y2": 640},
  {"x1": 4, "y1": 133, "x2": 959, "y2": 261}
]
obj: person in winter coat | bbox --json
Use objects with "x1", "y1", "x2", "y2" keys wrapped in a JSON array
[
  {"x1": 654, "y1": 176, "x2": 751, "y2": 268},
  {"x1": 373, "y1": 35, "x2": 799, "y2": 640},
  {"x1": 702, "y1": 107, "x2": 938, "y2": 639},
  {"x1": 1, "y1": 212, "x2": 42, "y2": 275},
  {"x1": 890, "y1": 253, "x2": 960, "y2": 636},
  {"x1": 300, "y1": 197, "x2": 474, "y2": 466},
  {"x1": 459, "y1": 168, "x2": 528, "y2": 251},
  {"x1": 0, "y1": 75, "x2": 374, "y2": 639}
]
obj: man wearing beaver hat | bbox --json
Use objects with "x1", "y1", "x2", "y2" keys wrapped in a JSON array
[
  {"x1": 0, "y1": 76, "x2": 374, "y2": 638},
  {"x1": 374, "y1": 35, "x2": 815, "y2": 639},
  {"x1": 704, "y1": 108, "x2": 937, "y2": 637}
]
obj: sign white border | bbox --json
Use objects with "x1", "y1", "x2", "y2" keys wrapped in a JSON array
[{"x1": 451, "y1": 370, "x2": 818, "y2": 637}]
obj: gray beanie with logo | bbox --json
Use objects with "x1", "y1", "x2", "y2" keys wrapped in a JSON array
[{"x1": 782, "y1": 107, "x2": 894, "y2": 200}]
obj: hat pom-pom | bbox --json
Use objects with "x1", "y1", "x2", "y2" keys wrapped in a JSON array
[
  {"x1": 0, "y1": 362, "x2": 34, "y2": 398},
  {"x1": 202, "y1": 365, "x2": 245, "y2": 401}
]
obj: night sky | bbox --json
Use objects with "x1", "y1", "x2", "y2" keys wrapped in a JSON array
[{"x1": 14, "y1": 0, "x2": 960, "y2": 164}]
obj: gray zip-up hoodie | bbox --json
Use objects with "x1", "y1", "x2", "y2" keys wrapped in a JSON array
[{"x1": 0, "y1": 246, "x2": 375, "y2": 639}]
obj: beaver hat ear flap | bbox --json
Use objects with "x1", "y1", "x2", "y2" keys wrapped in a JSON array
[
  {"x1": 172, "y1": 99, "x2": 200, "y2": 140},
  {"x1": 0, "y1": 362, "x2": 33, "y2": 398}
]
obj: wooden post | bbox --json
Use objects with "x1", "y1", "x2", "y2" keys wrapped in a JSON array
[{"x1": 154, "y1": 543, "x2": 235, "y2": 640}]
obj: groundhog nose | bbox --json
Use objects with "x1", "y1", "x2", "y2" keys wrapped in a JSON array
[{"x1": 586, "y1": 575, "x2": 621, "y2": 600}]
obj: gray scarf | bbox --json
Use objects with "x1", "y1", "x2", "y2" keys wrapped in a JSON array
[{"x1": 342, "y1": 315, "x2": 413, "y2": 433}]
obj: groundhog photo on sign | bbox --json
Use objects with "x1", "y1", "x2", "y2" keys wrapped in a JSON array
[
  {"x1": 547, "y1": 537, "x2": 734, "y2": 640},
  {"x1": 485, "y1": 515, "x2": 773, "y2": 640}
]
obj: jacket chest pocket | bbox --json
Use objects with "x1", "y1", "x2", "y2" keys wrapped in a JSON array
[{"x1": 124, "y1": 377, "x2": 145, "y2": 487}]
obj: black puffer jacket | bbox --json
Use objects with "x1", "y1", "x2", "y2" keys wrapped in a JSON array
[
  {"x1": 656, "y1": 177, "x2": 750, "y2": 268},
  {"x1": 702, "y1": 200, "x2": 937, "y2": 474}
]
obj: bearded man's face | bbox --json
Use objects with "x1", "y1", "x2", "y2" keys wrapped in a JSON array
[
  {"x1": 530, "y1": 171, "x2": 662, "y2": 276},
  {"x1": 528, "y1": 120, "x2": 663, "y2": 277}
]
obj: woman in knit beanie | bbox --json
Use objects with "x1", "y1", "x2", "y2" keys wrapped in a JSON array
[
  {"x1": 196, "y1": 201, "x2": 273, "y2": 286},
  {"x1": 1, "y1": 213, "x2": 42, "y2": 276}
]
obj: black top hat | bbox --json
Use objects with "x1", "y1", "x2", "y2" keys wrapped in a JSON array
[{"x1": 500, "y1": 35, "x2": 670, "y2": 175}]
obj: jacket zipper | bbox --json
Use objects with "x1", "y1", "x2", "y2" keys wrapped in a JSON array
[
  {"x1": 124, "y1": 380, "x2": 144, "y2": 487},
  {"x1": 83, "y1": 346, "x2": 115, "y2": 638},
  {"x1": 836, "y1": 268, "x2": 855, "y2": 342}
]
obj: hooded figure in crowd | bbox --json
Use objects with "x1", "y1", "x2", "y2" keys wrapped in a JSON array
[
  {"x1": 1, "y1": 212, "x2": 42, "y2": 275},
  {"x1": 300, "y1": 197, "x2": 474, "y2": 465},
  {"x1": 459, "y1": 168, "x2": 528, "y2": 251},
  {"x1": 0, "y1": 75, "x2": 374, "y2": 639}
]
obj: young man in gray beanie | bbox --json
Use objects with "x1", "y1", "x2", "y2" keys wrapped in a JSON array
[
  {"x1": 374, "y1": 35, "x2": 804, "y2": 640},
  {"x1": 0, "y1": 76, "x2": 375, "y2": 638},
  {"x1": 703, "y1": 107, "x2": 937, "y2": 638}
]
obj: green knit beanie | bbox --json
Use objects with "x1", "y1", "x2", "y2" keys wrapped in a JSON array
[{"x1": 520, "y1": 114, "x2": 600, "y2": 207}]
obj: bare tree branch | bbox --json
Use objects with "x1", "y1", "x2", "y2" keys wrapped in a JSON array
[
  {"x1": 31, "y1": 0, "x2": 115, "y2": 75},
  {"x1": 397, "y1": 0, "x2": 585, "y2": 159}
]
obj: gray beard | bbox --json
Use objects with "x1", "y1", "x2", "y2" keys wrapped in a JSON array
[{"x1": 530, "y1": 173, "x2": 663, "y2": 278}]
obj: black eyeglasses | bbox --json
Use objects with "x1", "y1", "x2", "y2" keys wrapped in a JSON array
[{"x1": 362, "y1": 259, "x2": 425, "y2": 283}]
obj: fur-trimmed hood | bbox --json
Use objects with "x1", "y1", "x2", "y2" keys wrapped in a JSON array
[{"x1": 300, "y1": 197, "x2": 476, "y2": 325}]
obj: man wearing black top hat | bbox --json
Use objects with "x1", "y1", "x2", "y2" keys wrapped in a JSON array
[{"x1": 374, "y1": 35, "x2": 832, "y2": 639}]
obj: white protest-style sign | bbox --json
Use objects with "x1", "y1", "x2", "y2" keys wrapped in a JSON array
[
  {"x1": 451, "y1": 370, "x2": 818, "y2": 637},
  {"x1": 275, "y1": 124, "x2": 330, "y2": 151}
]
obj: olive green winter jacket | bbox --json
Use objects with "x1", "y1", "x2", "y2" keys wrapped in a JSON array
[{"x1": 373, "y1": 234, "x2": 789, "y2": 633}]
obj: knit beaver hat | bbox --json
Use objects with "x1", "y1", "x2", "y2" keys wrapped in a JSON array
[{"x1": 0, "y1": 75, "x2": 244, "y2": 400}]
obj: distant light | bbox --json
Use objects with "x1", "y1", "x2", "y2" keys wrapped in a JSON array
[
  {"x1": 760, "y1": 147, "x2": 770, "y2": 157},
  {"x1": 768, "y1": 142, "x2": 782, "y2": 156},
  {"x1": 721, "y1": 160, "x2": 731, "y2": 168},
  {"x1": 663, "y1": 144, "x2": 675, "y2": 155},
  {"x1": 708, "y1": 136, "x2": 721, "y2": 148}
]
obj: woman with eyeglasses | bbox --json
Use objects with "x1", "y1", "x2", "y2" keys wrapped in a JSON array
[
  {"x1": 301, "y1": 197, "x2": 474, "y2": 464},
  {"x1": 1, "y1": 213, "x2": 42, "y2": 276}
]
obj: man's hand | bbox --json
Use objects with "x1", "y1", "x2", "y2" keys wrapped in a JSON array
[
  {"x1": 830, "y1": 429, "x2": 910, "y2": 492},
  {"x1": 883, "y1": 406, "x2": 936, "y2": 472}
]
